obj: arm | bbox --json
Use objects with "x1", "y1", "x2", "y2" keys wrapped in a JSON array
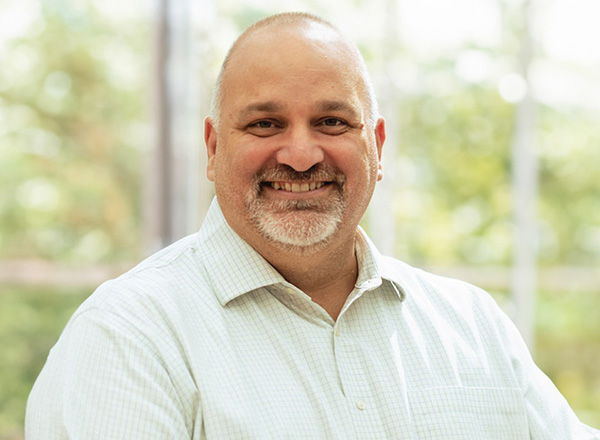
[
  {"x1": 491, "y1": 300, "x2": 600, "y2": 439},
  {"x1": 26, "y1": 307, "x2": 199, "y2": 439}
]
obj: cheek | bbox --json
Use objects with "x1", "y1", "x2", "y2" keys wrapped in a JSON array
[
  {"x1": 349, "y1": 147, "x2": 379, "y2": 179},
  {"x1": 213, "y1": 146, "x2": 266, "y2": 200},
  {"x1": 220, "y1": 140, "x2": 275, "y2": 172},
  {"x1": 345, "y1": 149, "x2": 379, "y2": 201}
]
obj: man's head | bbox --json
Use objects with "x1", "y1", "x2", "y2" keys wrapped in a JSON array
[
  {"x1": 205, "y1": 12, "x2": 385, "y2": 255},
  {"x1": 210, "y1": 13, "x2": 379, "y2": 130}
]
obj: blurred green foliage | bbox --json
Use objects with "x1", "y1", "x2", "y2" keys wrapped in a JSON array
[
  {"x1": 538, "y1": 106, "x2": 600, "y2": 265},
  {"x1": 0, "y1": 0, "x2": 148, "y2": 264},
  {"x1": 382, "y1": 75, "x2": 600, "y2": 267},
  {"x1": 0, "y1": 286, "x2": 89, "y2": 439},
  {"x1": 390, "y1": 83, "x2": 515, "y2": 265},
  {"x1": 535, "y1": 288, "x2": 600, "y2": 427}
]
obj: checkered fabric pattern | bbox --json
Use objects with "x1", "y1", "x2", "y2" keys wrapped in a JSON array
[{"x1": 26, "y1": 197, "x2": 600, "y2": 439}]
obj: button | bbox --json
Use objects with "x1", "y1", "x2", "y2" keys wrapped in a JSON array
[
  {"x1": 335, "y1": 327, "x2": 340, "y2": 337},
  {"x1": 355, "y1": 399, "x2": 366, "y2": 410}
]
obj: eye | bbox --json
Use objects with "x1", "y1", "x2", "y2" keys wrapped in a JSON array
[
  {"x1": 317, "y1": 117, "x2": 349, "y2": 134},
  {"x1": 247, "y1": 119, "x2": 282, "y2": 136},
  {"x1": 255, "y1": 120, "x2": 274, "y2": 128},
  {"x1": 322, "y1": 118, "x2": 345, "y2": 127}
]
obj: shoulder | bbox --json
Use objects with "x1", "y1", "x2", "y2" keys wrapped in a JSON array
[
  {"x1": 381, "y1": 255, "x2": 509, "y2": 329},
  {"x1": 26, "y1": 236, "x2": 209, "y2": 438},
  {"x1": 381, "y1": 255, "x2": 489, "y2": 298},
  {"x1": 70, "y1": 233, "x2": 220, "y2": 339}
]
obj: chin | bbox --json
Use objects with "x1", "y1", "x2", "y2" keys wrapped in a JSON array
[
  {"x1": 269, "y1": 237, "x2": 333, "y2": 255},
  {"x1": 252, "y1": 208, "x2": 343, "y2": 254}
]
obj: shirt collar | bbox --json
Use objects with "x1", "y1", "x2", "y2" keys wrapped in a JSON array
[
  {"x1": 196, "y1": 197, "x2": 287, "y2": 306},
  {"x1": 354, "y1": 227, "x2": 406, "y2": 302},
  {"x1": 197, "y1": 197, "x2": 406, "y2": 306}
]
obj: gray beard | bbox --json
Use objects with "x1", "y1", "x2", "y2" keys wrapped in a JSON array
[{"x1": 244, "y1": 165, "x2": 346, "y2": 252}]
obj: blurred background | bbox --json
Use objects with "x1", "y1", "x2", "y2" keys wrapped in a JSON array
[{"x1": 1, "y1": 0, "x2": 599, "y2": 437}]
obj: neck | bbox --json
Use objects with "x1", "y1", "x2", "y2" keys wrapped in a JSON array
[{"x1": 257, "y1": 233, "x2": 359, "y2": 319}]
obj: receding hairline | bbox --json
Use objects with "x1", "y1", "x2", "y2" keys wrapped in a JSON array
[
  {"x1": 210, "y1": 12, "x2": 379, "y2": 127},
  {"x1": 222, "y1": 13, "x2": 337, "y2": 73}
]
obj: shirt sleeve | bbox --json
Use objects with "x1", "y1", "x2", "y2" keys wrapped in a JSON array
[
  {"x1": 25, "y1": 306, "x2": 199, "y2": 439},
  {"x1": 489, "y1": 297, "x2": 600, "y2": 440}
]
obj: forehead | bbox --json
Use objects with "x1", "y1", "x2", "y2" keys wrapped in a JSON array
[
  {"x1": 232, "y1": 21, "x2": 352, "y2": 68},
  {"x1": 221, "y1": 23, "x2": 366, "y2": 115}
]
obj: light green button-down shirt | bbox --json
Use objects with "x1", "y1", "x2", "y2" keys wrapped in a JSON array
[{"x1": 26, "y1": 198, "x2": 599, "y2": 439}]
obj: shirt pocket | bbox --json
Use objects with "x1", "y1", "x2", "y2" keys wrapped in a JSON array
[{"x1": 408, "y1": 386, "x2": 530, "y2": 440}]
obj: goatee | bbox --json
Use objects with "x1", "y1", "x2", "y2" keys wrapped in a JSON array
[{"x1": 244, "y1": 164, "x2": 346, "y2": 252}]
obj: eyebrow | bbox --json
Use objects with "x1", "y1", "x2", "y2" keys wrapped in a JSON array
[
  {"x1": 238, "y1": 101, "x2": 286, "y2": 119},
  {"x1": 237, "y1": 99, "x2": 361, "y2": 120},
  {"x1": 316, "y1": 100, "x2": 361, "y2": 120}
]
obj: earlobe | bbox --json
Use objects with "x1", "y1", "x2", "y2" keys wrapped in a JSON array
[
  {"x1": 205, "y1": 117, "x2": 217, "y2": 182},
  {"x1": 377, "y1": 163, "x2": 384, "y2": 181},
  {"x1": 375, "y1": 117, "x2": 386, "y2": 181}
]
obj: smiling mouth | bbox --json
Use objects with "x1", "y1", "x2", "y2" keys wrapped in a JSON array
[{"x1": 265, "y1": 181, "x2": 329, "y2": 193}]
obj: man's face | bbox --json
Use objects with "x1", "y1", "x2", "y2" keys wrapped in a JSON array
[{"x1": 205, "y1": 23, "x2": 385, "y2": 253}]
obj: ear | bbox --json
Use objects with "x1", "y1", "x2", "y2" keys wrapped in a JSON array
[
  {"x1": 204, "y1": 117, "x2": 217, "y2": 182},
  {"x1": 374, "y1": 117, "x2": 386, "y2": 181}
]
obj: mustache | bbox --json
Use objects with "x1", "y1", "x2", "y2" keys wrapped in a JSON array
[{"x1": 254, "y1": 164, "x2": 346, "y2": 186}]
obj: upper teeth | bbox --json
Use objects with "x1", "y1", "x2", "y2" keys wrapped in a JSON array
[{"x1": 271, "y1": 182, "x2": 325, "y2": 192}]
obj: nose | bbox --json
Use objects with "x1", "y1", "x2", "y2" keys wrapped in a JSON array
[{"x1": 275, "y1": 126, "x2": 325, "y2": 172}]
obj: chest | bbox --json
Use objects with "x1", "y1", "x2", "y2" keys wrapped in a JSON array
[{"x1": 179, "y1": 289, "x2": 529, "y2": 439}]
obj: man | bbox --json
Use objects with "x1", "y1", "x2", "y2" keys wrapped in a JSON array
[{"x1": 26, "y1": 12, "x2": 599, "y2": 439}]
